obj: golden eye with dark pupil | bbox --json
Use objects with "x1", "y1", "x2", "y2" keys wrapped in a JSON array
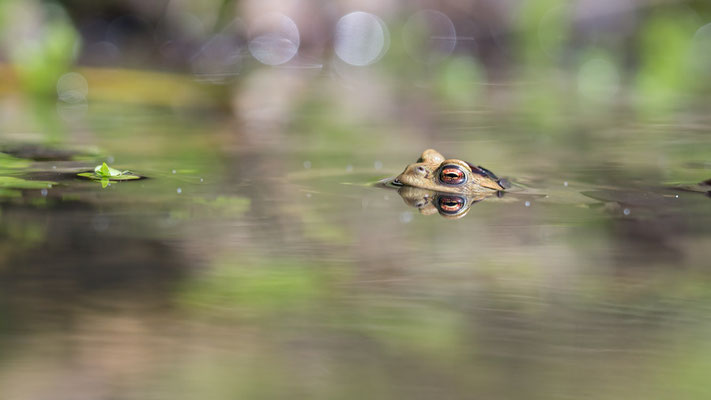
[
  {"x1": 439, "y1": 166, "x2": 466, "y2": 185},
  {"x1": 437, "y1": 196, "x2": 466, "y2": 214}
]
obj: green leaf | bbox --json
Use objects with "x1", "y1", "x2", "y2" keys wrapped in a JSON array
[
  {"x1": 83, "y1": 163, "x2": 143, "y2": 182},
  {"x1": 79, "y1": 172, "x2": 142, "y2": 181},
  {"x1": 97, "y1": 162, "x2": 110, "y2": 177},
  {"x1": 94, "y1": 162, "x2": 123, "y2": 177}
]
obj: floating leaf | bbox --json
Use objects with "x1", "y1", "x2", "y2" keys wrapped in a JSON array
[
  {"x1": 77, "y1": 163, "x2": 144, "y2": 183},
  {"x1": 97, "y1": 162, "x2": 110, "y2": 176},
  {"x1": 95, "y1": 162, "x2": 125, "y2": 177},
  {"x1": 77, "y1": 172, "x2": 142, "y2": 181}
]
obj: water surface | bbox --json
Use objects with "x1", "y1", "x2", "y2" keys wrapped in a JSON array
[{"x1": 1, "y1": 84, "x2": 710, "y2": 399}]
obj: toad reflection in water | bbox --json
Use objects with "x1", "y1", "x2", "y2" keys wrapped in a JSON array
[{"x1": 396, "y1": 186, "x2": 502, "y2": 219}]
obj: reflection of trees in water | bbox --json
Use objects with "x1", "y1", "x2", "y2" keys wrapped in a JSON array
[
  {"x1": 0, "y1": 196, "x2": 194, "y2": 398},
  {"x1": 583, "y1": 187, "x2": 711, "y2": 270},
  {"x1": 218, "y1": 70, "x2": 345, "y2": 260},
  {"x1": 0, "y1": 200, "x2": 189, "y2": 332}
]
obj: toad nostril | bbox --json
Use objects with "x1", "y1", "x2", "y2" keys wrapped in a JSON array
[{"x1": 416, "y1": 166, "x2": 426, "y2": 174}]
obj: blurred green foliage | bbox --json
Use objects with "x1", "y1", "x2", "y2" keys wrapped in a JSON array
[
  {"x1": 435, "y1": 56, "x2": 484, "y2": 105},
  {"x1": 517, "y1": 0, "x2": 569, "y2": 67},
  {"x1": 0, "y1": 0, "x2": 80, "y2": 96},
  {"x1": 636, "y1": 9, "x2": 701, "y2": 110},
  {"x1": 178, "y1": 256, "x2": 336, "y2": 317},
  {"x1": 193, "y1": 196, "x2": 251, "y2": 217},
  {"x1": 0, "y1": 0, "x2": 710, "y2": 116},
  {"x1": 0, "y1": 153, "x2": 31, "y2": 170},
  {"x1": 0, "y1": 176, "x2": 54, "y2": 189}
]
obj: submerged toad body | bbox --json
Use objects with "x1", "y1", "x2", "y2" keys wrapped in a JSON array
[{"x1": 393, "y1": 149, "x2": 509, "y2": 194}]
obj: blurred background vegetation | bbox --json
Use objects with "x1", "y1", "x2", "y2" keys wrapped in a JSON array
[{"x1": 2, "y1": 0, "x2": 711, "y2": 109}]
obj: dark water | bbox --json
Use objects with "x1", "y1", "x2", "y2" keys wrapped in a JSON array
[{"x1": 1, "y1": 85, "x2": 710, "y2": 399}]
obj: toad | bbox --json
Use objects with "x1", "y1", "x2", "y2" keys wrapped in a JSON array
[{"x1": 392, "y1": 149, "x2": 509, "y2": 194}]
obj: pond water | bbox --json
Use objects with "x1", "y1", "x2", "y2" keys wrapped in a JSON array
[{"x1": 1, "y1": 73, "x2": 710, "y2": 399}]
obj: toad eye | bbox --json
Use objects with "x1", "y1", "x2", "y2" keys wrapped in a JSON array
[
  {"x1": 439, "y1": 165, "x2": 466, "y2": 185},
  {"x1": 437, "y1": 195, "x2": 466, "y2": 214}
]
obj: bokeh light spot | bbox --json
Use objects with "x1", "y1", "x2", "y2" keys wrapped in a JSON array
[
  {"x1": 334, "y1": 11, "x2": 388, "y2": 66},
  {"x1": 248, "y1": 13, "x2": 300, "y2": 66},
  {"x1": 191, "y1": 28, "x2": 244, "y2": 83},
  {"x1": 690, "y1": 23, "x2": 711, "y2": 77},
  {"x1": 56, "y1": 72, "x2": 88, "y2": 102},
  {"x1": 402, "y1": 10, "x2": 456, "y2": 63}
]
